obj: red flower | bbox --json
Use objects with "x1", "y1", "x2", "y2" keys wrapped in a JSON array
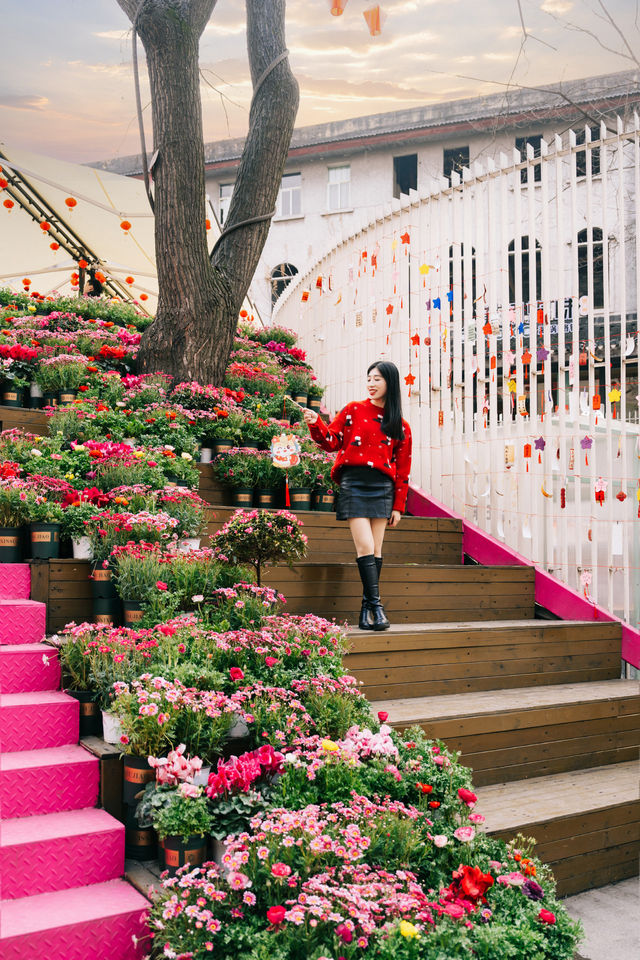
[
  {"x1": 417, "y1": 782, "x2": 433, "y2": 794},
  {"x1": 156, "y1": 581, "x2": 168, "y2": 591},
  {"x1": 454, "y1": 865, "x2": 494, "y2": 902},
  {"x1": 428, "y1": 800, "x2": 441, "y2": 808},
  {"x1": 457, "y1": 787, "x2": 478, "y2": 806},
  {"x1": 336, "y1": 923, "x2": 353, "y2": 943},
  {"x1": 270, "y1": 862, "x2": 291, "y2": 878},
  {"x1": 266, "y1": 906, "x2": 286, "y2": 925},
  {"x1": 538, "y1": 909, "x2": 556, "y2": 925},
  {"x1": 265, "y1": 656, "x2": 278, "y2": 668},
  {"x1": 230, "y1": 667, "x2": 244, "y2": 682},
  {"x1": 377, "y1": 711, "x2": 389, "y2": 723}
]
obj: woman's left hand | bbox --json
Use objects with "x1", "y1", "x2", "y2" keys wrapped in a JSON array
[{"x1": 388, "y1": 510, "x2": 402, "y2": 528}]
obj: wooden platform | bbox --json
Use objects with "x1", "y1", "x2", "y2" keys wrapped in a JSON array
[{"x1": 476, "y1": 761, "x2": 640, "y2": 897}]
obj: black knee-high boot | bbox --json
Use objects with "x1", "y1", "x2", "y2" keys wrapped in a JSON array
[
  {"x1": 359, "y1": 556, "x2": 383, "y2": 628},
  {"x1": 356, "y1": 555, "x2": 390, "y2": 631}
]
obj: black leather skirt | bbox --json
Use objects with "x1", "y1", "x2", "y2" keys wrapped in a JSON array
[{"x1": 336, "y1": 466, "x2": 394, "y2": 521}]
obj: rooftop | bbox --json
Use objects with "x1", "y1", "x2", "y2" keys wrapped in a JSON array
[{"x1": 91, "y1": 69, "x2": 640, "y2": 177}]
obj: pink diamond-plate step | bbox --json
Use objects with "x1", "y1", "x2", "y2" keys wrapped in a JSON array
[
  {"x1": 0, "y1": 563, "x2": 31, "y2": 600},
  {"x1": 0, "y1": 691, "x2": 78, "y2": 752},
  {"x1": 0, "y1": 745, "x2": 99, "y2": 819},
  {"x1": 0, "y1": 879, "x2": 148, "y2": 960},
  {"x1": 0, "y1": 599, "x2": 46, "y2": 645},
  {"x1": 1, "y1": 808, "x2": 124, "y2": 900},
  {"x1": 0, "y1": 643, "x2": 60, "y2": 693}
]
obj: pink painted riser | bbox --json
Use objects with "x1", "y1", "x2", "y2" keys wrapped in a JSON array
[
  {"x1": 0, "y1": 599, "x2": 46, "y2": 646},
  {"x1": 407, "y1": 483, "x2": 640, "y2": 669},
  {"x1": 1, "y1": 879, "x2": 148, "y2": 960},
  {"x1": 0, "y1": 745, "x2": 99, "y2": 818},
  {"x1": 0, "y1": 644, "x2": 60, "y2": 693},
  {"x1": 0, "y1": 564, "x2": 31, "y2": 600},
  {"x1": 0, "y1": 692, "x2": 78, "y2": 752},
  {"x1": 1, "y1": 809, "x2": 124, "y2": 900}
]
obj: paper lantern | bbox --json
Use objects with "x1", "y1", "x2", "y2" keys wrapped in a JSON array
[
  {"x1": 39, "y1": 221, "x2": 51, "y2": 232},
  {"x1": 22, "y1": 278, "x2": 31, "y2": 287},
  {"x1": 0, "y1": 178, "x2": 7, "y2": 189},
  {"x1": 78, "y1": 259, "x2": 88, "y2": 270},
  {"x1": 438, "y1": 410, "x2": 444, "y2": 427},
  {"x1": 239, "y1": 309, "x2": 248, "y2": 318},
  {"x1": 592, "y1": 394, "x2": 601, "y2": 410},
  {"x1": 301, "y1": 290, "x2": 310, "y2": 302},
  {"x1": 125, "y1": 276, "x2": 135, "y2": 285},
  {"x1": 120, "y1": 220, "x2": 132, "y2": 233},
  {"x1": 140, "y1": 293, "x2": 148, "y2": 301},
  {"x1": 316, "y1": 275, "x2": 323, "y2": 289},
  {"x1": 205, "y1": 219, "x2": 211, "y2": 230},
  {"x1": 50, "y1": 242, "x2": 60, "y2": 251},
  {"x1": 3, "y1": 198, "x2": 14, "y2": 210},
  {"x1": 94, "y1": 271, "x2": 106, "y2": 283},
  {"x1": 579, "y1": 350, "x2": 587, "y2": 366},
  {"x1": 363, "y1": 5, "x2": 382, "y2": 35},
  {"x1": 65, "y1": 197, "x2": 77, "y2": 210},
  {"x1": 328, "y1": 0, "x2": 348, "y2": 14}
]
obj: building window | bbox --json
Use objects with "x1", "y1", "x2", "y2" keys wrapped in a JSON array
[
  {"x1": 448, "y1": 244, "x2": 477, "y2": 308},
  {"x1": 270, "y1": 263, "x2": 298, "y2": 307},
  {"x1": 219, "y1": 183, "x2": 233, "y2": 224},
  {"x1": 516, "y1": 135, "x2": 542, "y2": 184},
  {"x1": 327, "y1": 165, "x2": 351, "y2": 211},
  {"x1": 575, "y1": 127, "x2": 601, "y2": 178},
  {"x1": 393, "y1": 154, "x2": 417, "y2": 198},
  {"x1": 508, "y1": 236, "x2": 542, "y2": 303},
  {"x1": 277, "y1": 173, "x2": 302, "y2": 218},
  {"x1": 577, "y1": 228, "x2": 604, "y2": 309},
  {"x1": 443, "y1": 146, "x2": 470, "y2": 184}
]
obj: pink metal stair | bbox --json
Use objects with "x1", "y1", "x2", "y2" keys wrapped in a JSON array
[{"x1": 0, "y1": 564, "x2": 147, "y2": 959}]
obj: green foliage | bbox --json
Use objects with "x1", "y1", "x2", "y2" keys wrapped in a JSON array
[{"x1": 153, "y1": 789, "x2": 213, "y2": 842}]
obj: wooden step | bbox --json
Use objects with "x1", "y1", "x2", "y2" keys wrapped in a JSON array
[
  {"x1": 373, "y1": 679, "x2": 640, "y2": 786},
  {"x1": 476, "y1": 761, "x2": 640, "y2": 897},
  {"x1": 205, "y1": 506, "x2": 463, "y2": 565},
  {"x1": 264, "y1": 563, "x2": 535, "y2": 623},
  {"x1": 344, "y1": 620, "x2": 622, "y2": 699}
]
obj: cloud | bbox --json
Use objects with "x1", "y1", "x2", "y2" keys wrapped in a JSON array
[
  {"x1": 540, "y1": 1, "x2": 574, "y2": 13},
  {"x1": 0, "y1": 94, "x2": 49, "y2": 111},
  {"x1": 94, "y1": 29, "x2": 130, "y2": 40}
]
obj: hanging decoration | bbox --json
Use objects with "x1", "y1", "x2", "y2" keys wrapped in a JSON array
[
  {"x1": 50, "y1": 242, "x2": 59, "y2": 251},
  {"x1": 608, "y1": 386, "x2": 621, "y2": 418},
  {"x1": 560, "y1": 486, "x2": 566, "y2": 509},
  {"x1": 271, "y1": 432, "x2": 301, "y2": 508},
  {"x1": 39, "y1": 221, "x2": 51, "y2": 232},
  {"x1": 125, "y1": 276, "x2": 135, "y2": 285},
  {"x1": 120, "y1": 220, "x2": 132, "y2": 233},
  {"x1": 328, "y1": 0, "x2": 349, "y2": 14},
  {"x1": 616, "y1": 488, "x2": 627, "y2": 502},
  {"x1": 65, "y1": 197, "x2": 77, "y2": 210},
  {"x1": 581, "y1": 434, "x2": 593, "y2": 465},
  {"x1": 3, "y1": 198, "x2": 14, "y2": 211},
  {"x1": 595, "y1": 477, "x2": 607, "y2": 506},
  {"x1": 301, "y1": 289, "x2": 310, "y2": 302},
  {"x1": 541, "y1": 483, "x2": 552, "y2": 499},
  {"x1": 363, "y1": 5, "x2": 383, "y2": 36}
]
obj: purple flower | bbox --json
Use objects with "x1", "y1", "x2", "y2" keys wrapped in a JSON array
[{"x1": 522, "y1": 879, "x2": 544, "y2": 901}]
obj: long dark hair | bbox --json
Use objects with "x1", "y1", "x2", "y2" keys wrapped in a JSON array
[{"x1": 367, "y1": 361, "x2": 404, "y2": 441}]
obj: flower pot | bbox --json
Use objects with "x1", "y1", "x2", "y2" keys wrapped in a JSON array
[
  {"x1": 212, "y1": 439, "x2": 234, "y2": 456},
  {"x1": 293, "y1": 392, "x2": 308, "y2": 407},
  {"x1": 308, "y1": 397, "x2": 322, "y2": 413},
  {"x1": 42, "y1": 391, "x2": 58, "y2": 408},
  {"x1": 255, "y1": 488, "x2": 276, "y2": 508},
  {"x1": 72, "y1": 536, "x2": 93, "y2": 560},
  {"x1": 58, "y1": 389, "x2": 77, "y2": 405},
  {"x1": 29, "y1": 382, "x2": 44, "y2": 409},
  {"x1": 228, "y1": 712, "x2": 250, "y2": 739},
  {"x1": 30, "y1": 522, "x2": 60, "y2": 559},
  {"x1": 313, "y1": 489, "x2": 335, "y2": 512},
  {"x1": 67, "y1": 689, "x2": 101, "y2": 738},
  {"x1": 2, "y1": 386, "x2": 25, "y2": 408},
  {"x1": 209, "y1": 836, "x2": 227, "y2": 867},
  {"x1": 161, "y1": 834, "x2": 207, "y2": 876},
  {"x1": 289, "y1": 487, "x2": 312, "y2": 511},
  {"x1": 232, "y1": 487, "x2": 253, "y2": 507},
  {"x1": 123, "y1": 601, "x2": 144, "y2": 626},
  {"x1": 0, "y1": 526, "x2": 23, "y2": 563},
  {"x1": 93, "y1": 595, "x2": 120, "y2": 626},
  {"x1": 241, "y1": 441, "x2": 259, "y2": 451},
  {"x1": 199, "y1": 447, "x2": 213, "y2": 464},
  {"x1": 102, "y1": 710, "x2": 124, "y2": 744},
  {"x1": 124, "y1": 804, "x2": 157, "y2": 861},
  {"x1": 193, "y1": 764, "x2": 211, "y2": 787},
  {"x1": 122, "y1": 754, "x2": 155, "y2": 806},
  {"x1": 178, "y1": 537, "x2": 201, "y2": 552},
  {"x1": 91, "y1": 565, "x2": 118, "y2": 599}
]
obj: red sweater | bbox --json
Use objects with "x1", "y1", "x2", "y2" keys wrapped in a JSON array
[{"x1": 308, "y1": 399, "x2": 412, "y2": 512}]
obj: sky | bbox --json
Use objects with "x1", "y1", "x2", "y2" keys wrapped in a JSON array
[{"x1": 0, "y1": 0, "x2": 638, "y2": 164}]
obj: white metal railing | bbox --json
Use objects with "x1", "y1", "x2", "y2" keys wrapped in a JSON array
[{"x1": 273, "y1": 116, "x2": 640, "y2": 636}]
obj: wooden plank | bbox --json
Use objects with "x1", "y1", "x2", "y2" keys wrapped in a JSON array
[
  {"x1": 0, "y1": 405, "x2": 48, "y2": 435},
  {"x1": 49, "y1": 560, "x2": 92, "y2": 581},
  {"x1": 470, "y1": 747, "x2": 640, "y2": 786},
  {"x1": 534, "y1": 821, "x2": 640, "y2": 862},
  {"x1": 268, "y1": 564, "x2": 534, "y2": 583},
  {"x1": 50, "y1": 580, "x2": 92, "y2": 600},
  {"x1": 558, "y1": 858, "x2": 638, "y2": 897},
  {"x1": 484, "y1": 800, "x2": 639, "y2": 847},
  {"x1": 29, "y1": 560, "x2": 50, "y2": 605}
]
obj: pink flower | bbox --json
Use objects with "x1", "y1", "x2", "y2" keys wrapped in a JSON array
[
  {"x1": 377, "y1": 710, "x2": 389, "y2": 723},
  {"x1": 229, "y1": 667, "x2": 244, "y2": 682},
  {"x1": 538, "y1": 909, "x2": 556, "y2": 925},
  {"x1": 267, "y1": 905, "x2": 286, "y2": 925},
  {"x1": 443, "y1": 903, "x2": 465, "y2": 919},
  {"x1": 271, "y1": 862, "x2": 292, "y2": 878},
  {"x1": 457, "y1": 787, "x2": 478, "y2": 807},
  {"x1": 453, "y1": 826, "x2": 476, "y2": 842},
  {"x1": 433, "y1": 835, "x2": 448, "y2": 847},
  {"x1": 156, "y1": 581, "x2": 168, "y2": 591},
  {"x1": 179, "y1": 782, "x2": 200, "y2": 798},
  {"x1": 265, "y1": 656, "x2": 278, "y2": 667}
]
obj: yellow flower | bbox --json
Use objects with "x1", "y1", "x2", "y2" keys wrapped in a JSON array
[
  {"x1": 399, "y1": 921, "x2": 420, "y2": 939},
  {"x1": 321, "y1": 739, "x2": 339, "y2": 753},
  {"x1": 64, "y1": 473, "x2": 75, "y2": 480},
  {"x1": 133, "y1": 450, "x2": 145, "y2": 460}
]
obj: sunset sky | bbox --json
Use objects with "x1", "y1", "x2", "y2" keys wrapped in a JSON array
[{"x1": 0, "y1": 0, "x2": 637, "y2": 164}]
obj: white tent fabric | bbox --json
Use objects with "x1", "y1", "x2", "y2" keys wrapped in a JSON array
[{"x1": 0, "y1": 142, "x2": 223, "y2": 316}]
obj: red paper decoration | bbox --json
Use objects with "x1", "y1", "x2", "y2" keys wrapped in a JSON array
[
  {"x1": 560, "y1": 487, "x2": 566, "y2": 509},
  {"x1": 120, "y1": 220, "x2": 132, "y2": 232},
  {"x1": 205, "y1": 219, "x2": 211, "y2": 230},
  {"x1": 0, "y1": 178, "x2": 7, "y2": 189},
  {"x1": 50, "y1": 242, "x2": 60, "y2": 251},
  {"x1": 579, "y1": 351, "x2": 587, "y2": 366},
  {"x1": 592, "y1": 394, "x2": 601, "y2": 410},
  {"x1": 3, "y1": 198, "x2": 14, "y2": 210},
  {"x1": 78, "y1": 259, "x2": 88, "y2": 269},
  {"x1": 438, "y1": 410, "x2": 444, "y2": 427},
  {"x1": 125, "y1": 276, "x2": 135, "y2": 285},
  {"x1": 301, "y1": 290, "x2": 310, "y2": 302},
  {"x1": 140, "y1": 294, "x2": 148, "y2": 301},
  {"x1": 316, "y1": 275, "x2": 323, "y2": 289},
  {"x1": 39, "y1": 221, "x2": 51, "y2": 232},
  {"x1": 65, "y1": 197, "x2": 77, "y2": 210},
  {"x1": 616, "y1": 489, "x2": 627, "y2": 502},
  {"x1": 328, "y1": 0, "x2": 349, "y2": 15}
]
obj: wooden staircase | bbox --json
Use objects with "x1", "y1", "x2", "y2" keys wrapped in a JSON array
[{"x1": 223, "y1": 501, "x2": 640, "y2": 899}]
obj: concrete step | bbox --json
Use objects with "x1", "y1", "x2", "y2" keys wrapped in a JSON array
[
  {"x1": 476, "y1": 761, "x2": 640, "y2": 897},
  {"x1": 1, "y1": 808, "x2": 124, "y2": 899},
  {"x1": 345, "y1": 619, "x2": 622, "y2": 699},
  {"x1": 0, "y1": 598, "x2": 46, "y2": 645},
  {"x1": 0, "y1": 878, "x2": 148, "y2": 960},
  {"x1": 0, "y1": 745, "x2": 99, "y2": 819},
  {"x1": 0, "y1": 691, "x2": 79, "y2": 752},
  {"x1": 0, "y1": 563, "x2": 31, "y2": 600},
  {"x1": 0, "y1": 643, "x2": 60, "y2": 693},
  {"x1": 374, "y1": 679, "x2": 640, "y2": 786}
]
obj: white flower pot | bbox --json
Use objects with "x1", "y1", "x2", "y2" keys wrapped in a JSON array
[
  {"x1": 211, "y1": 838, "x2": 227, "y2": 867},
  {"x1": 193, "y1": 764, "x2": 211, "y2": 786},
  {"x1": 30, "y1": 382, "x2": 43, "y2": 399},
  {"x1": 228, "y1": 713, "x2": 249, "y2": 739},
  {"x1": 101, "y1": 710, "x2": 124, "y2": 744},
  {"x1": 178, "y1": 537, "x2": 201, "y2": 552},
  {"x1": 199, "y1": 447, "x2": 213, "y2": 464},
  {"x1": 72, "y1": 536, "x2": 94, "y2": 560}
]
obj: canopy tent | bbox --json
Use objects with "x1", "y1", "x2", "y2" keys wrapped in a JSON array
[{"x1": 0, "y1": 142, "x2": 260, "y2": 321}]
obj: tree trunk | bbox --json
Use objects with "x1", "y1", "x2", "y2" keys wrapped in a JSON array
[{"x1": 115, "y1": 0, "x2": 299, "y2": 385}]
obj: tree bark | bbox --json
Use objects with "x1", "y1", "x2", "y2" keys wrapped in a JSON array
[{"x1": 115, "y1": 0, "x2": 299, "y2": 384}]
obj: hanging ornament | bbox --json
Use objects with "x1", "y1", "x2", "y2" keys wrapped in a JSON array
[
  {"x1": 616, "y1": 489, "x2": 627, "y2": 502},
  {"x1": 65, "y1": 197, "x2": 77, "y2": 210},
  {"x1": 579, "y1": 350, "x2": 587, "y2": 366},
  {"x1": 400, "y1": 231, "x2": 410, "y2": 245},
  {"x1": 404, "y1": 372, "x2": 415, "y2": 397},
  {"x1": 560, "y1": 486, "x2": 566, "y2": 509},
  {"x1": 541, "y1": 483, "x2": 553, "y2": 499},
  {"x1": 50, "y1": 242, "x2": 60, "y2": 251},
  {"x1": 592, "y1": 394, "x2": 601, "y2": 410},
  {"x1": 363, "y1": 4, "x2": 383, "y2": 35},
  {"x1": 523, "y1": 443, "x2": 532, "y2": 472},
  {"x1": 3, "y1": 198, "x2": 14, "y2": 211},
  {"x1": 205, "y1": 219, "x2": 211, "y2": 230},
  {"x1": 581, "y1": 434, "x2": 593, "y2": 466},
  {"x1": 328, "y1": 0, "x2": 348, "y2": 14},
  {"x1": 608, "y1": 386, "x2": 621, "y2": 419},
  {"x1": 140, "y1": 294, "x2": 148, "y2": 302},
  {"x1": 301, "y1": 290, "x2": 310, "y2": 302},
  {"x1": 120, "y1": 220, "x2": 132, "y2": 233},
  {"x1": 125, "y1": 276, "x2": 135, "y2": 285},
  {"x1": 0, "y1": 177, "x2": 7, "y2": 189},
  {"x1": 39, "y1": 221, "x2": 51, "y2": 232},
  {"x1": 569, "y1": 447, "x2": 575, "y2": 470},
  {"x1": 595, "y1": 477, "x2": 607, "y2": 507},
  {"x1": 78, "y1": 259, "x2": 88, "y2": 270},
  {"x1": 438, "y1": 410, "x2": 444, "y2": 427},
  {"x1": 504, "y1": 444, "x2": 515, "y2": 468}
]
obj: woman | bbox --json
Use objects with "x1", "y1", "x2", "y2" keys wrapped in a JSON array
[{"x1": 303, "y1": 361, "x2": 412, "y2": 631}]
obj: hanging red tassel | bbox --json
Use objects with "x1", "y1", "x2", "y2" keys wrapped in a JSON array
[
  {"x1": 560, "y1": 487, "x2": 566, "y2": 508},
  {"x1": 538, "y1": 453, "x2": 541, "y2": 465},
  {"x1": 285, "y1": 473, "x2": 291, "y2": 508}
]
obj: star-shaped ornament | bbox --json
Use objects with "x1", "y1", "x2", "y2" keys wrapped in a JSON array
[
  {"x1": 404, "y1": 373, "x2": 416, "y2": 386},
  {"x1": 400, "y1": 232, "x2": 411, "y2": 244},
  {"x1": 534, "y1": 436, "x2": 546, "y2": 451},
  {"x1": 411, "y1": 333, "x2": 420, "y2": 346},
  {"x1": 386, "y1": 303, "x2": 394, "y2": 315}
]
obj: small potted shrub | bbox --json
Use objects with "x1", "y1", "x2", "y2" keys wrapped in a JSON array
[
  {"x1": 286, "y1": 452, "x2": 317, "y2": 511},
  {"x1": 207, "y1": 409, "x2": 244, "y2": 455},
  {"x1": 285, "y1": 366, "x2": 312, "y2": 406},
  {"x1": 1, "y1": 372, "x2": 30, "y2": 408},
  {"x1": 212, "y1": 507, "x2": 307, "y2": 585},
  {"x1": 53, "y1": 624, "x2": 104, "y2": 737},
  {"x1": 307, "y1": 380, "x2": 324, "y2": 413},
  {"x1": 35, "y1": 355, "x2": 86, "y2": 405},
  {"x1": 61, "y1": 500, "x2": 98, "y2": 559},
  {"x1": 212, "y1": 448, "x2": 261, "y2": 507},
  {"x1": 27, "y1": 496, "x2": 64, "y2": 559},
  {"x1": 154, "y1": 786, "x2": 212, "y2": 875},
  {"x1": 158, "y1": 488, "x2": 208, "y2": 550},
  {"x1": 0, "y1": 478, "x2": 29, "y2": 562}
]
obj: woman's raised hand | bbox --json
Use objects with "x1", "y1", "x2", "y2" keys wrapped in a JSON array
[{"x1": 303, "y1": 408, "x2": 319, "y2": 425}]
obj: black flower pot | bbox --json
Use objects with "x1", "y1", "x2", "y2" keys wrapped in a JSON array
[
  {"x1": 212, "y1": 439, "x2": 234, "y2": 456},
  {"x1": 313, "y1": 489, "x2": 335, "y2": 512},
  {"x1": 122, "y1": 601, "x2": 144, "y2": 626},
  {"x1": 289, "y1": 487, "x2": 312, "y2": 511},
  {"x1": 93, "y1": 595, "x2": 121, "y2": 626},
  {"x1": 308, "y1": 397, "x2": 322, "y2": 413},
  {"x1": 42, "y1": 391, "x2": 58, "y2": 408},
  {"x1": 0, "y1": 526, "x2": 23, "y2": 562},
  {"x1": 67, "y1": 689, "x2": 101, "y2": 738},
  {"x1": 124, "y1": 803, "x2": 157, "y2": 861},
  {"x1": 293, "y1": 392, "x2": 308, "y2": 407},
  {"x1": 232, "y1": 487, "x2": 253, "y2": 507},
  {"x1": 58, "y1": 389, "x2": 77, "y2": 406},
  {"x1": 161, "y1": 834, "x2": 207, "y2": 876},
  {"x1": 2, "y1": 387, "x2": 25, "y2": 408},
  {"x1": 255, "y1": 488, "x2": 276, "y2": 508},
  {"x1": 30, "y1": 522, "x2": 61, "y2": 559},
  {"x1": 91, "y1": 565, "x2": 118, "y2": 599},
  {"x1": 122, "y1": 754, "x2": 155, "y2": 806}
]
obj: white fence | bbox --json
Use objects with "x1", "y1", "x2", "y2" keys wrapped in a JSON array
[{"x1": 273, "y1": 116, "x2": 640, "y2": 633}]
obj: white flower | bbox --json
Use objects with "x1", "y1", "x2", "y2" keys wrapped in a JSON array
[
  {"x1": 192, "y1": 594, "x2": 204, "y2": 603},
  {"x1": 30, "y1": 448, "x2": 43, "y2": 457},
  {"x1": 163, "y1": 445, "x2": 175, "y2": 452},
  {"x1": 116, "y1": 401, "x2": 126, "y2": 407},
  {"x1": 181, "y1": 452, "x2": 193, "y2": 461}
]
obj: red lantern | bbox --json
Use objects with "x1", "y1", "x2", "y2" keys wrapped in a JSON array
[
  {"x1": 22, "y1": 278, "x2": 31, "y2": 287},
  {"x1": 0, "y1": 178, "x2": 7, "y2": 190},
  {"x1": 50, "y1": 242, "x2": 60, "y2": 251},
  {"x1": 3, "y1": 198, "x2": 14, "y2": 211},
  {"x1": 140, "y1": 293, "x2": 148, "y2": 301},
  {"x1": 363, "y1": 4, "x2": 382, "y2": 35},
  {"x1": 40, "y1": 221, "x2": 51, "y2": 232},
  {"x1": 560, "y1": 487, "x2": 566, "y2": 509},
  {"x1": 523, "y1": 443, "x2": 532, "y2": 472},
  {"x1": 94, "y1": 271, "x2": 106, "y2": 284},
  {"x1": 316, "y1": 275, "x2": 323, "y2": 289},
  {"x1": 205, "y1": 219, "x2": 211, "y2": 230},
  {"x1": 78, "y1": 259, "x2": 88, "y2": 270},
  {"x1": 65, "y1": 197, "x2": 77, "y2": 210},
  {"x1": 328, "y1": 0, "x2": 348, "y2": 14},
  {"x1": 616, "y1": 489, "x2": 627, "y2": 502},
  {"x1": 592, "y1": 394, "x2": 601, "y2": 410},
  {"x1": 239, "y1": 309, "x2": 248, "y2": 318},
  {"x1": 125, "y1": 276, "x2": 135, "y2": 285},
  {"x1": 579, "y1": 351, "x2": 587, "y2": 366},
  {"x1": 438, "y1": 410, "x2": 444, "y2": 427},
  {"x1": 301, "y1": 290, "x2": 310, "y2": 302},
  {"x1": 120, "y1": 220, "x2": 132, "y2": 232}
]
